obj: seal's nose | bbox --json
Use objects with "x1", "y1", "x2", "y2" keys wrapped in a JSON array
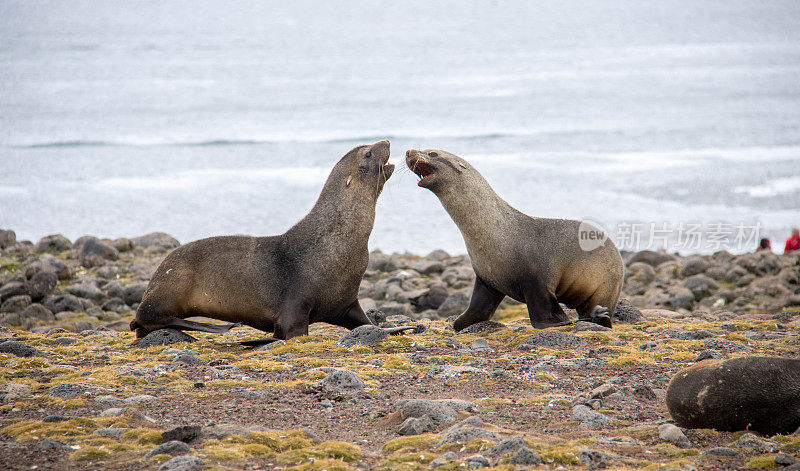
[{"x1": 406, "y1": 150, "x2": 412, "y2": 158}]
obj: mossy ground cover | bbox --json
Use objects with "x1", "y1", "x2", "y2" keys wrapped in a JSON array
[{"x1": 0, "y1": 304, "x2": 798, "y2": 470}]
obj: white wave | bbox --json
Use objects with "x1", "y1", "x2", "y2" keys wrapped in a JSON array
[
  {"x1": 735, "y1": 176, "x2": 800, "y2": 197},
  {"x1": 94, "y1": 166, "x2": 330, "y2": 191}
]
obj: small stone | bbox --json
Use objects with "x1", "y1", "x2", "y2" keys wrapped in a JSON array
[
  {"x1": 319, "y1": 399, "x2": 333, "y2": 408},
  {"x1": 465, "y1": 455, "x2": 489, "y2": 469},
  {"x1": 658, "y1": 423, "x2": 691, "y2": 448},
  {"x1": 399, "y1": 399, "x2": 458, "y2": 426},
  {"x1": 702, "y1": 447, "x2": 741, "y2": 457},
  {"x1": 1, "y1": 295, "x2": 31, "y2": 313},
  {"x1": 470, "y1": 338, "x2": 493, "y2": 352},
  {"x1": 572, "y1": 405, "x2": 612, "y2": 430},
  {"x1": 575, "y1": 321, "x2": 611, "y2": 331},
  {"x1": 775, "y1": 453, "x2": 797, "y2": 466},
  {"x1": 518, "y1": 331, "x2": 588, "y2": 349},
  {"x1": 365, "y1": 308, "x2": 386, "y2": 325},
  {"x1": 579, "y1": 449, "x2": 610, "y2": 469},
  {"x1": 146, "y1": 440, "x2": 192, "y2": 458},
  {"x1": 137, "y1": 329, "x2": 197, "y2": 347},
  {"x1": 590, "y1": 383, "x2": 618, "y2": 399},
  {"x1": 430, "y1": 458, "x2": 447, "y2": 468},
  {"x1": 316, "y1": 369, "x2": 365, "y2": 395},
  {"x1": 397, "y1": 416, "x2": 434, "y2": 435},
  {"x1": 485, "y1": 436, "x2": 528, "y2": 456},
  {"x1": 458, "y1": 321, "x2": 505, "y2": 334},
  {"x1": 94, "y1": 395, "x2": 124, "y2": 409},
  {"x1": 443, "y1": 451, "x2": 458, "y2": 460},
  {"x1": 162, "y1": 425, "x2": 202, "y2": 443},
  {"x1": 94, "y1": 427, "x2": 127, "y2": 439},
  {"x1": 35, "y1": 438, "x2": 70, "y2": 452},
  {"x1": 732, "y1": 433, "x2": 779, "y2": 453},
  {"x1": 159, "y1": 455, "x2": 204, "y2": 471},
  {"x1": 101, "y1": 407, "x2": 124, "y2": 416},
  {"x1": 35, "y1": 234, "x2": 72, "y2": 253},
  {"x1": 693, "y1": 349, "x2": 725, "y2": 362},
  {"x1": 336, "y1": 325, "x2": 388, "y2": 347},
  {"x1": 133, "y1": 232, "x2": 181, "y2": 250},
  {"x1": 42, "y1": 415, "x2": 70, "y2": 423},
  {"x1": 509, "y1": 446, "x2": 543, "y2": 465},
  {"x1": 438, "y1": 426, "x2": 498, "y2": 445}
]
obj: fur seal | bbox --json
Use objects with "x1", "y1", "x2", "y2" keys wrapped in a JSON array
[
  {"x1": 131, "y1": 140, "x2": 395, "y2": 341},
  {"x1": 666, "y1": 356, "x2": 800, "y2": 435},
  {"x1": 405, "y1": 149, "x2": 623, "y2": 330}
]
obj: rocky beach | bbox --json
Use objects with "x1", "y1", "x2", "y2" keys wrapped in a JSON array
[{"x1": 0, "y1": 229, "x2": 799, "y2": 470}]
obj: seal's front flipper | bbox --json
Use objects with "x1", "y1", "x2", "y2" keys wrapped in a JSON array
[
  {"x1": 239, "y1": 337, "x2": 282, "y2": 347},
  {"x1": 530, "y1": 319, "x2": 573, "y2": 329},
  {"x1": 453, "y1": 276, "x2": 505, "y2": 332},
  {"x1": 587, "y1": 305, "x2": 612, "y2": 328},
  {"x1": 166, "y1": 319, "x2": 241, "y2": 334}
]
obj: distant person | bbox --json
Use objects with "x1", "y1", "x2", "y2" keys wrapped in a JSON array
[
  {"x1": 757, "y1": 238, "x2": 771, "y2": 252},
  {"x1": 785, "y1": 227, "x2": 800, "y2": 254}
]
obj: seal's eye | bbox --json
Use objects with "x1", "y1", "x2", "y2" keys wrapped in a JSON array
[
  {"x1": 365, "y1": 151, "x2": 372, "y2": 159},
  {"x1": 428, "y1": 152, "x2": 438, "y2": 158}
]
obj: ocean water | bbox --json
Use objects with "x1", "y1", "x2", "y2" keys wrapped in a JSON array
[{"x1": 1, "y1": 0, "x2": 799, "y2": 255}]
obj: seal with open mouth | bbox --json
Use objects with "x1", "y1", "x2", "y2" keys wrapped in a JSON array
[
  {"x1": 131, "y1": 141, "x2": 395, "y2": 342},
  {"x1": 406, "y1": 148, "x2": 623, "y2": 331}
]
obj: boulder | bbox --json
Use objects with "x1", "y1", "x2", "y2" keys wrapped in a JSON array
[{"x1": 35, "y1": 234, "x2": 72, "y2": 253}]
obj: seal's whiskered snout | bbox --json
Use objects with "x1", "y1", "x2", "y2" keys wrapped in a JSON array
[{"x1": 405, "y1": 150, "x2": 437, "y2": 188}]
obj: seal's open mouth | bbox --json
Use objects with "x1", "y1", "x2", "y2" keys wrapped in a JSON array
[{"x1": 410, "y1": 160, "x2": 434, "y2": 186}]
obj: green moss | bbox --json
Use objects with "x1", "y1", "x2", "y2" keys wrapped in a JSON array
[
  {"x1": 70, "y1": 446, "x2": 111, "y2": 461},
  {"x1": 249, "y1": 429, "x2": 312, "y2": 451},
  {"x1": 241, "y1": 443, "x2": 276, "y2": 457},
  {"x1": 288, "y1": 459, "x2": 356, "y2": 470},
  {"x1": 276, "y1": 441, "x2": 361, "y2": 465},
  {"x1": 2, "y1": 417, "x2": 99, "y2": 441},
  {"x1": 747, "y1": 454, "x2": 780, "y2": 469},
  {"x1": 382, "y1": 434, "x2": 441, "y2": 454},
  {"x1": 541, "y1": 446, "x2": 581, "y2": 465}
]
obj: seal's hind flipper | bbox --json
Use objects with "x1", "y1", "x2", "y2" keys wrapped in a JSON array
[
  {"x1": 239, "y1": 337, "x2": 282, "y2": 347},
  {"x1": 588, "y1": 306, "x2": 612, "y2": 328},
  {"x1": 165, "y1": 319, "x2": 241, "y2": 334}
]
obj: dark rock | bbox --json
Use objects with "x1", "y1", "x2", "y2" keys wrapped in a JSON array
[
  {"x1": 336, "y1": 325, "x2": 388, "y2": 347},
  {"x1": 162, "y1": 425, "x2": 201, "y2": 443},
  {"x1": 410, "y1": 285, "x2": 449, "y2": 312},
  {"x1": 133, "y1": 232, "x2": 180, "y2": 250},
  {"x1": 78, "y1": 237, "x2": 119, "y2": 267},
  {"x1": 146, "y1": 440, "x2": 192, "y2": 457},
  {"x1": 612, "y1": 299, "x2": 642, "y2": 323},
  {"x1": 365, "y1": 308, "x2": 386, "y2": 325},
  {"x1": 485, "y1": 436, "x2": 529, "y2": 456},
  {"x1": 627, "y1": 250, "x2": 675, "y2": 267},
  {"x1": 1, "y1": 294, "x2": 31, "y2": 313},
  {"x1": 518, "y1": 331, "x2": 588, "y2": 349},
  {"x1": 137, "y1": 329, "x2": 197, "y2": 347},
  {"x1": 465, "y1": 455, "x2": 489, "y2": 469},
  {"x1": 458, "y1": 320, "x2": 505, "y2": 334},
  {"x1": 35, "y1": 234, "x2": 72, "y2": 253},
  {"x1": 693, "y1": 349, "x2": 725, "y2": 362},
  {"x1": 28, "y1": 271, "x2": 58, "y2": 300},
  {"x1": 0, "y1": 229, "x2": 16, "y2": 249},
  {"x1": 66, "y1": 283, "x2": 106, "y2": 302},
  {"x1": 438, "y1": 290, "x2": 470, "y2": 317},
  {"x1": 0, "y1": 281, "x2": 28, "y2": 303},
  {"x1": 775, "y1": 453, "x2": 797, "y2": 466},
  {"x1": 35, "y1": 438, "x2": 70, "y2": 452},
  {"x1": 159, "y1": 454, "x2": 204, "y2": 471},
  {"x1": 682, "y1": 274, "x2": 720, "y2": 301},
  {"x1": 123, "y1": 282, "x2": 148, "y2": 306},
  {"x1": 42, "y1": 415, "x2": 70, "y2": 423},
  {"x1": 111, "y1": 237, "x2": 134, "y2": 252},
  {"x1": 663, "y1": 287, "x2": 694, "y2": 310},
  {"x1": 0, "y1": 341, "x2": 43, "y2": 357},
  {"x1": 43, "y1": 293, "x2": 84, "y2": 314},
  {"x1": 26, "y1": 255, "x2": 73, "y2": 280},
  {"x1": 679, "y1": 257, "x2": 712, "y2": 278},
  {"x1": 368, "y1": 251, "x2": 398, "y2": 272},
  {"x1": 95, "y1": 427, "x2": 127, "y2": 439},
  {"x1": 21, "y1": 303, "x2": 55, "y2": 321}
]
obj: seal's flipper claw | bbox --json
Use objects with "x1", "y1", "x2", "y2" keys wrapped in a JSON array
[{"x1": 239, "y1": 337, "x2": 281, "y2": 347}]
